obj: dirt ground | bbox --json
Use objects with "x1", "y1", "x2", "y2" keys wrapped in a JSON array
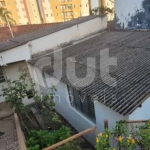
[
  {"x1": 0, "y1": 102, "x2": 13, "y2": 119},
  {"x1": 0, "y1": 102, "x2": 15, "y2": 133}
]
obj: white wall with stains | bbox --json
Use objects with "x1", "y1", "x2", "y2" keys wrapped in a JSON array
[{"x1": 115, "y1": 0, "x2": 149, "y2": 29}]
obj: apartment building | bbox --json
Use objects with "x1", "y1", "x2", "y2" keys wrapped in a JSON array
[
  {"x1": 0, "y1": 0, "x2": 91, "y2": 25},
  {"x1": 39, "y1": 0, "x2": 91, "y2": 22}
]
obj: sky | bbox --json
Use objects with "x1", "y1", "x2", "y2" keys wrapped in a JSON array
[{"x1": 91, "y1": 0, "x2": 99, "y2": 8}]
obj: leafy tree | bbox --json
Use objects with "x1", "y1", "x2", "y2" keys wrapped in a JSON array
[{"x1": 0, "y1": 7, "x2": 16, "y2": 25}]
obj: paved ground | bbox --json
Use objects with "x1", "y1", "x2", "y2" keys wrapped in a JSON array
[{"x1": 0, "y1": 130, "x2": 19, "y2": 150}]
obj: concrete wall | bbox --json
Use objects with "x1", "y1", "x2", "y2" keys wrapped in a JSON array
[
  {"x1": 115, "y1": 0, "x2": 149, "y2": 29},
  {"x1": 44, "y1": 73, "x2": 96, "y2": 145},
  {"x1": 0, "y1": 61, "x2": 34, "y2": 105},
  {"x1": 0, "y1": 16, "x2": 106, "y2": 66},
  {"x1": 129, "y1": 97, "x2": 150, "y2": 120},
  {"x1": 0, "y1": 45, "x2": 31, "y2": 66},
  {"x1": 28, "y1": 16, "x2": 107, "y2": 55},
  {"x1": 94, "y1": 102, "x2": 128, "y2": 132}
]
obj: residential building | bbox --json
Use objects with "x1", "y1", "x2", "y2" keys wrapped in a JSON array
[
  {"x1": 0, "y1": 15, "x2": 107, "y2": 144},
  {"x1": 0, "y1": 0, "x2": 91, "y2": 25},
  {"x1": 0, "y1": 15, "x2": 150, "y2": 146}
]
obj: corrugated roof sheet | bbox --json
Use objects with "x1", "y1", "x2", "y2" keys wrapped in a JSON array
[{"x1": 28, "y1": 31, "x2": 150, "y2": 115}]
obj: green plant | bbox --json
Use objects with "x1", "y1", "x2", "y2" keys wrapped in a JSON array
[
  {"x1": 96, "y1": 129, "x2": 114, "y2": 150},
  {"x1": 26, "y1": 126, "x2": 71, "y2": 149},
  {"x1": 2, "y1": 72, "x2": 40, "y2": 131},
  {"x1": 56, "y1": 141, "x2": 81, "y2": 150},
  {"x1": 96, "y1": 120, "x2": 150, "y2": 150}
]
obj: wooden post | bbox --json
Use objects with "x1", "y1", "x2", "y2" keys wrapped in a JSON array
[
  {"x1": 43, "y1": 127, "x2": 96, "y2": 150},
  {"x1": 104, "y1": 119, "x2": 108, "y2": 129},
  {"x1": 14, "y1": 113, "x2": 27, "y2": 150}
]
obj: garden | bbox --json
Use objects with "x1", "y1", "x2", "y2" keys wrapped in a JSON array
[
  {"x1": 96, "y1": 120, "x2": 150, "y2": 150},
  {"x1": 3, "y1": 71, "x2": 150, "y2": 150},
  {"x1": 2, "y1": 71, "x2": 94, "y2": 150}
]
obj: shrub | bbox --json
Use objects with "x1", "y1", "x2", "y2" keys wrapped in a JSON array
[{"x1": 26, "y1": 126, "x2": 71, "y2": 149}]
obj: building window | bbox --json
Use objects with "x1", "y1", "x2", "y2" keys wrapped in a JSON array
[
  {"x1": 46, "y1": 14, "x2": 48, "y2": 17},
  {"x1": 0, "y1": 68, "x2": 5, "y2": 83},
  {"x1": 56, "y1": 6, "x2": 57, "y2": 9},
  {"x1": 51, "y1": 13, "x2": 53, "y2": 16},
  {"x1": 67, "y1": 4, "x2": 72, "y2": 9},
  {"x1": 68, "y1": 86, "x2": 96, "y2": 122}
]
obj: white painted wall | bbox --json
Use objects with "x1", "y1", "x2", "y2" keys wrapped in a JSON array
[
  {"x1": 115, "y1": 0, "x2": 143, "y2": 28},
  {"x1": 0, "y1": 16, "x2": 106, "y2": 67},
  {"x1": 28, "y1": 16, "x2": 107, "y2": 55},
  {"x1": 129, "y1": 97, "x2": 150, "y2": 120},
  {"x1": 0, "y1": 62, "x2": 34, "y2": 105},
  {"x1": 94, "y1": 102, "x2": 128, "y2": 132},
  {"x1": 0, "y1": 45, "x2": 30, "y2": 66},
  {"x1": 27, "y1": 64, "x2": 46, "y2": 95},
  {"x1": 0, "y1": 16, "x2": 106, "y2": 66},
  {"x1": 44, "y1": 73, "x2": 96, "y2": 145}
]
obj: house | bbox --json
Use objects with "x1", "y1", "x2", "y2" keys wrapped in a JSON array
[{"x1": 0, "y1": 14, "x2": 150, "y2": 146}]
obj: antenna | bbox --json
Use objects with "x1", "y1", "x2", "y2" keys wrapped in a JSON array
[{"x1": 5, "y1": 14, "x2": 14, "y2": 38}]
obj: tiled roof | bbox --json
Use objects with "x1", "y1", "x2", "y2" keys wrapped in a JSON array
[
  {"x1": 0, "y1": 23, "x2": 59, "y2": 42},
  {"x1": 0, "y1": 15, "x2": 103, "y2": 52},
  {"x1": 29, "y1": 31, "x2": 150, "y2": 115}
]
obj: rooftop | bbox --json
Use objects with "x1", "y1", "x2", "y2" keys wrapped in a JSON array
[
  {"x1": 0, "y1": 23, "x2": 59, "y2": 42},
  {"x1": 29, "y1": 31, "x2": 150, "y2": 115},
  {"x1": 0, "y1": 15, "x2": 103, "y2": 52}
]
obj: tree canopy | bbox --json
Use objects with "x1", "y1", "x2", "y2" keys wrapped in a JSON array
[{"x1": 0, "y1": 7, "x2": 16, "y2": 25}]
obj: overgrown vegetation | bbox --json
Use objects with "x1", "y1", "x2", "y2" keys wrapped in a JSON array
[
  {"x1": 96, "y1": 120, "x2": 150, "y2": 150},
  {"x1": 26, "y1": 126, "x2": 71, "y2": 150},
  {"x1": 2, "y1": 71, "x2": 90, "y2": 150}
]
